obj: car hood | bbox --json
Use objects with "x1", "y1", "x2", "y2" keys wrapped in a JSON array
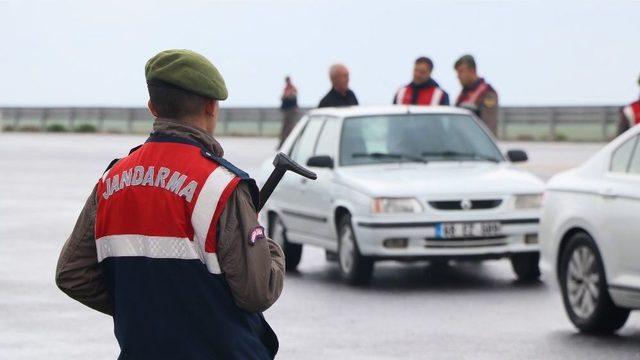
[{"x1": 335, "y1": 162, "x2": 545, "y2": 197}]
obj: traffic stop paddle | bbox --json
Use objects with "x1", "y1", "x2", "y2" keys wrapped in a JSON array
[{"x1": 258, "y1": 152, "x2": 317, "y2": 211}]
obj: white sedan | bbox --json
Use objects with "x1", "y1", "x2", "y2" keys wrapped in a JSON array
[
  {"x1": 540, "y1": 125, "x2": 640, "y2": 334},
  {"x1": 261, "y1": 106, "x2": 545, "y2": 284}
]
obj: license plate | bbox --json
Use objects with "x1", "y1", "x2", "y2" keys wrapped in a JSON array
[{"x1": 434, "y1": 222, "x2": 502, "y2": 239}]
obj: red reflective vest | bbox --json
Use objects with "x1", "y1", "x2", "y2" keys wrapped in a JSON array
[
  {"x1": 96, "y1": 140, "x2": 240, "y2": 272},
  {"x1": 395, "y1": 85, "x2": 446, "y2": 106},
  {"x1": 455, "y1": 79, "x2": 492, "y2": 113},
  {"x1": 95, "y1": 134, "x2": 274, "y2": 359},
  {"x1": 623, "y1": 100, "x2": 640, "y2": 126}
]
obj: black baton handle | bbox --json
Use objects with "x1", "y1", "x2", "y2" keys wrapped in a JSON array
[{"x1": 258, "y1": 152, "x2": 317, "y2": 211}]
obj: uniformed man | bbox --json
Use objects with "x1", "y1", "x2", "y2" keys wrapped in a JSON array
[
  {"x1": 393, "y1": 56, "x2": 450, "y2": 106},
  {"x1": 55, "y1": 49, "x2": 285, "y2": 359},
  {"x1": 454, "y1": 54, "x2": 499, "y2": 136},
  {"x1": 318, "y1": 63, "x2": 359, "y2": 107},
  {"x1": 618, "y1": 74, "x2": 640, "y2": 136}
]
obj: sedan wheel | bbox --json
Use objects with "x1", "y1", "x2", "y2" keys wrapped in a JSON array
[
  {"x1": 566, "y1": 246, "x2": 599, "y2": 319},
  {"x1": 338, "y1": 214, "x2": 374, "y2": 285},
  {"x1": 269, "y1": 214, "x2": 302, "y2": 271},
  {"x1": 559, "y1": 232, "x2": 629, "y2": 334}
]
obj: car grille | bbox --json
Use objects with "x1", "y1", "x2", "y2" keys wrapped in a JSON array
[
  {"x1": 428, "y1": 199, "x2": 502, "y2": 210},
  {"x1": 424, "y1": 236, "x2": 507, "y2": 248}
]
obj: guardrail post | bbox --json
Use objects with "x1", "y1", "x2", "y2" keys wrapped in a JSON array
[
  {"x1": 69, "y1": 108, "x2": 77, "y2": 130},
  {"x1": 224, "y1": 109, "x2": 230, "y2": 135},
  {"x1": 14, "y1": 109, "x2": 21, "y2": 129},
  {"x1": 98, "y1": 108, "x2": 105, "y2": 132},
  {"x1": 549, "y1": 108, "x2": 557, "y2": 141},
  {"x1": 127, "y1": 108, "x2": 134, "y2": 133},
  {"x1": 41, "y1": 108, "x2": 49, "y2": 131},
  {"x1": 258, "y1": 108, "x2": 265, "y2": 137},
  {"x1": 601, "y1": 108, "x2": 609, "y2": 141}
]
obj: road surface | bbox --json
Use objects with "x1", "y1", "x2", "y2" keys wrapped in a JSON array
[{"x1": 1, "y1": 134, "x2": 638, "y2": 359}]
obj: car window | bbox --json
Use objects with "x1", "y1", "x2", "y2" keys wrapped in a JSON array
[
  {"x1": 339, "y1": 114, "x2": 504, "y2": 166},
  {"x1": 314, "y1": 117, "x2": 340, "y2": 158},
  {"x1": 610, "y1": 135, "x2": 638, "y2": 173},
  {"x1": 626, "y1": 137, "x2": 640, "y2": 174},
  {"x1": 290, "y1": 117, "x2": 324, "y2": 165}
]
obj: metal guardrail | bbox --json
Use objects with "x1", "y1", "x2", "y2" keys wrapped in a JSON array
[{"x1": 0, "y1": 105, "x2": 623, "y2": 141}]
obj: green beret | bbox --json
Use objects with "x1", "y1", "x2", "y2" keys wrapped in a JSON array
[{"x1": 145, "y1": 49, "x2": 228, "y2": 100}]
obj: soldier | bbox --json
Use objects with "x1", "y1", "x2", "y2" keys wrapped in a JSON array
[
  {"x1": 618, "y1": 75, "x2": 640, "y2": 136},
  {"x1": 55, "y1": 49, "x2": 285, "y2": 359},
  {"x1": 454, "y1": 55, "x2": 499, "y2": 136},
  {"x1": 394, "y1": 56, "x2": 450, "y2": 106}
]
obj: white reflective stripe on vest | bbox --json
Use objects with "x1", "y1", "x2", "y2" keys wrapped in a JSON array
[
  {"x1": 623, "y1": 105, "x2": 637, "y2": 126},
  {"x1": 468, "y1": 83, "x2": 489, "y2": 104},
  {"x1": 431, "y1": 88, "x2": 444, "y2": 105},
  {"x1": 395, "y1": 87, "x2": 406, "y2": 104},
  {"x1": 96, "y1": 234, "x2": 222, "y2": 274},
  {"x1": 190, "y1": 165, "x2": 236, "y2": 274},
  {"x1": 97, "y1": 234, "x2": 199, "y2": 262}
]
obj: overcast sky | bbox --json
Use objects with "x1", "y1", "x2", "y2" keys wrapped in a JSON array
[{"x1": 1, "y1": 0, "x2": 639, "y2": 107}]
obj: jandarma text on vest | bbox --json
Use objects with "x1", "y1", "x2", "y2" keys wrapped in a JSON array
[{"x1": 102, "y1": 166, "x2": 199, "y2": 202}]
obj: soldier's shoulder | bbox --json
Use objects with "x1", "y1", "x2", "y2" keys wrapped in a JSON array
[
  {"x1": 480, "y1": 86, "x2": 498, "y2": 108},
  {"x1": 200, "y1": 149, "x2": 251, "y2": 179}
]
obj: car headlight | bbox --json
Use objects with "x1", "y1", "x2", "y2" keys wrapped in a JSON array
[
  {"x1": 372, "y1": 198, "x2": 424, "y2": 213},
  {"x1": 514, "y1": 194, "x2": 543, "y2": 209}
]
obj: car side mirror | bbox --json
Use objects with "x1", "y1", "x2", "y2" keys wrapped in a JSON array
[
  {"x1": 307, "y1": 155, "x2": 334, "y2": 169},
  {"x1": 507, "y1": 150, "x2": 528, "y2": 163}
]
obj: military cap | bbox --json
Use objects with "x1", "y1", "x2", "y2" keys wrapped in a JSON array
[{"x1": 145, "y1": 49, "x2": 228, "y2": 100}]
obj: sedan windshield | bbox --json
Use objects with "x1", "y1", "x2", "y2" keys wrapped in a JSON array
[{"x1": 340, "y1": 114, "x2": 504, "y2": 166}]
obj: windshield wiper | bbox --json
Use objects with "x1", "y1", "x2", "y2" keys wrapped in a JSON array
[
  {"x1": 421, "y1": 151, "x2": 500, "y2": 162},
  {"x1": 352, "y1": 152, "x2": 428, "y2": 164}
]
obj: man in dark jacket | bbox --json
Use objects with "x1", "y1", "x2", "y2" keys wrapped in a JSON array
[
  {"x1": 318, "y1": 63, "x2": 359, "y2": 107},
  {"x1": 394, "y1": 56, "x2": 449, "y2": 106}
]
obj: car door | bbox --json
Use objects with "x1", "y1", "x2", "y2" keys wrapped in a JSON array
[
  {"x1": 299, "y1": 116, "x2": 341, "y2": 244},
  {"x1": 601, "y1": 134, "x2": 640, "y2": 289},
  {"x1": 278, "y1": 116, "x2": 325, "y2": 238}
]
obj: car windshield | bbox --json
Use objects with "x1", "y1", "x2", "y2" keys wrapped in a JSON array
[{"x1": 339, "y1": 114, "x2": 504, "y2": 166}]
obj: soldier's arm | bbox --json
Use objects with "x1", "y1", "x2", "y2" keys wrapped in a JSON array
[
  {"x1": 55, "y1": 185, "x2": 113, "y2": 315},
  {"x1": 479, "y1": 90, "x2": 499, "y2": 136},
  {"x1": 217, "y1": 182, "x2": 285, "y2": 313}
]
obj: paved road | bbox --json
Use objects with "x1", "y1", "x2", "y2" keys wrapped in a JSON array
[{"x1": 1, "y1": 134, "x2": 638, "y2": 360}]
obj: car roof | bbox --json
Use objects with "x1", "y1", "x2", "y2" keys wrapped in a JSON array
[{"x1": 307, "y1": 105, "x2": 472, "y2": 118}]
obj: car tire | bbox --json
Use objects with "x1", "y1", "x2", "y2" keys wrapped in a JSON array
[
  {"x1": 559, "y1": 232, "x2": 630, "y2": 334},
  {"x1": 338, "y1": 214, "x2": 374, "y2": 285},
  {"x1": 511, "y1": 252, "x2": 541, "y2": 282},
  {"x1": 269, "y1": 213, "x2": 302, "y2": 271}
]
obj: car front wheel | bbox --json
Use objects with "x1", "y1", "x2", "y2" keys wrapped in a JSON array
[
  {"x1": 269, "y1": 213, "x2": 302, "y2": 271},
  {"x1": 338, "y1": 214, "x2": 374, "y2": 285},
  {"x1": 559, "y1": 232, "x2": 630, "y2": 334}
]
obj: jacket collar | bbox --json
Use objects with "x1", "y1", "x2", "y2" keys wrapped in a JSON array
[
  {"x1": 463, "y1": 78, "x2": 485, "y2": 92},
  {"x1": 410, "y1": 78, "x2": 439, "y2": 90},
  {"x1": 150, "y1": 118, "x2": 224, "y2": 157}
]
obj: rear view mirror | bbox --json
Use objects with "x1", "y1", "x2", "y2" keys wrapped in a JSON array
[
  {"x1": 507, "y1": 150, "x2": 528, "y2": 163},
  {"x1": 307, "y1": 155, "x2": 334, "y2": 169}
]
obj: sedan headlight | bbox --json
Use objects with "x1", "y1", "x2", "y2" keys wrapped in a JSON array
[
  {"x1": 514, "y1": 194, "x2": 543, "y2": 209},
  {"x1": 372, "y1": 198, "x2": 424, "y2": 213}
]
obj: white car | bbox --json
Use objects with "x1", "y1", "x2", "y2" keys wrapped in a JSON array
[
  {"x1": 261, "y1": 106, "x2": 545, "y2": 284},
  {"x1": 540, "y1": 125, "x2": 640, "y2": 334}
]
